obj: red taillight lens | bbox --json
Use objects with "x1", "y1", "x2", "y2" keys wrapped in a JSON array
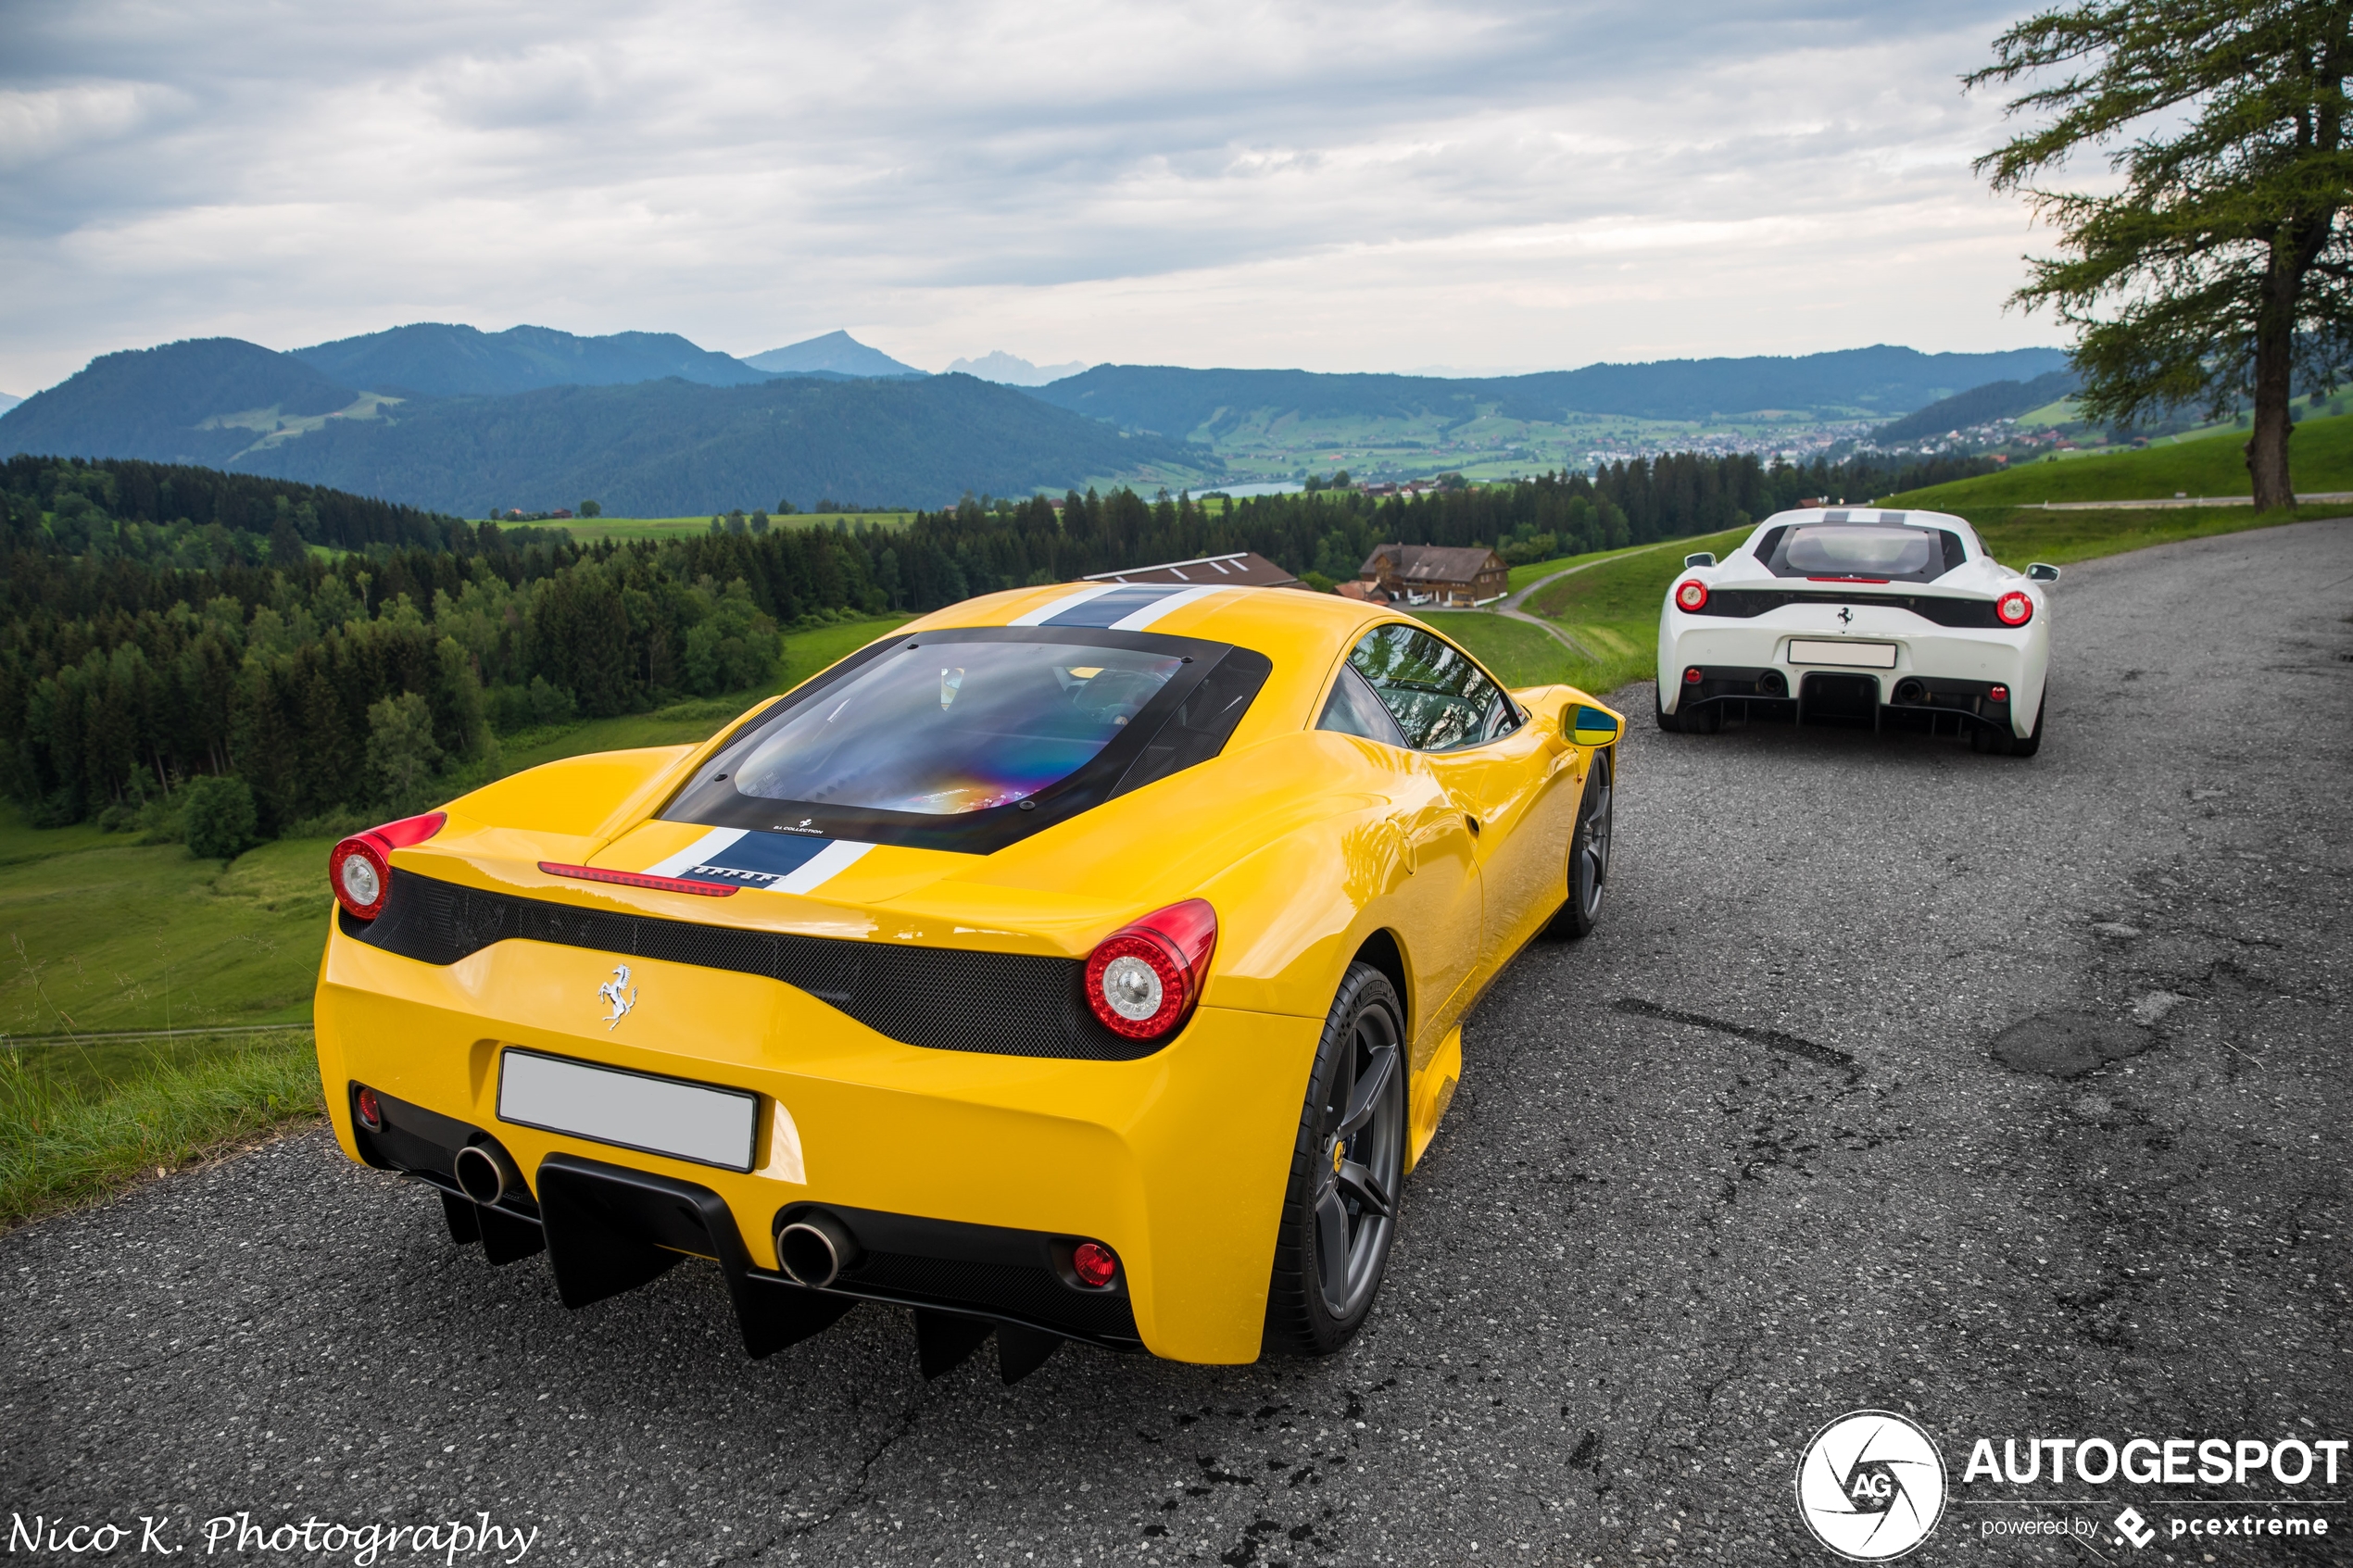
[
  {"x1": 1674, "y1": 578, "x2": 1708, "y2": 612},
  {"x1": 354, "y1": 1085, "x2": 383, "y2": 1131},
  {"x1": 1683, "y1": 666, "x2": 1704, "y2": 684},
  {"x1": 1072, "y1": 1241, "x2": 1118, "y2": 1288},
  {"x1": 1083, "y1": 899, "x2": 1216, "y2": 1041},
  {"x1": 329, "y1": 810, "x2": 447, "y2": 921},
  {"x1": 1995, "y1": 590, "x2": 2033, "y2": 627},
  {"x1": 1988, "y1": 684, "x2": 2009, "y2": 703}
]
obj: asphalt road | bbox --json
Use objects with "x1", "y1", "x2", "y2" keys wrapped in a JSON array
[{"x1": 7, "y1": 520, "x2": 2351, "y2": 1566}]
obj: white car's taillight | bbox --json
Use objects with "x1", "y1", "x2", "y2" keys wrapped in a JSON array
[
  {"x1": 1995, "y1": 590, "x2": 2033, "y2": 627},
  {"x1": 1674, "y1": 578, "x2": 1709, "y2": 612},
  {"x1": 1083, "y1": 899, "x2": 1217, "y2": 1041}
]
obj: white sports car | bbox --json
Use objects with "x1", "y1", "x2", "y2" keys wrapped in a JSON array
[{"x1": 1655, "y1": 507, "x2": 2058, "y2": 756}]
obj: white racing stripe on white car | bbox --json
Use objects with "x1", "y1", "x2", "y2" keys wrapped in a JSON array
[
  {"x1": 642, "y1": 827, "x2": 748, "y2": 878},
  {"x1": 768, "y1": 838, "x2": 875, "y2": 893},
  {"x1": 1108, "y1": 584, "x2": 1228, "y2": 631},
  {"x1": 1008, "y1": 584, "x2": 1121, "y2": 625}
]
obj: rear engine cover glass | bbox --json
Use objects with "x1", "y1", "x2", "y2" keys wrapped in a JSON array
[
  {"x1": 665, "y1": 626, "x2": 1271, "y2": 853},
  {"x1": 734, "y1": 639, "x2": 1185, "y2": 814}
]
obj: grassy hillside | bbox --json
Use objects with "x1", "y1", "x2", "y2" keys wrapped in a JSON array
[
  {"x1": 1883, "y1": 411, "x2": 2353, "y2": 508},
  {"x1": 2, "y1": 617, "x2": 906, "y2": 1062}
]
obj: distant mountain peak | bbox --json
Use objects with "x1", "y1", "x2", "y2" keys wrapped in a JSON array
[
  {"x1": 743, "y1": 332, "x2": 925, "y2": 379},
  {"x1": 291, "y1": 321, "x2": 774, "y2": 396},
  {"x1": 945, "y1": 350, "x2": 1090, "y2": 387}
]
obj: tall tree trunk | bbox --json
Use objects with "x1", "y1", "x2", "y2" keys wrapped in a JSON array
[{"x1": 2245, "y1": 242, "x2": 2300, "y2": 511}]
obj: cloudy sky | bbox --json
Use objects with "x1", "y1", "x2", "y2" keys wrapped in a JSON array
[{"x1": 0, "y1": 0, "x2": 2071, "y2": 395}]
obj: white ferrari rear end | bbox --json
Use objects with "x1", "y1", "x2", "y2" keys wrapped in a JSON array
[{"x1": 1655, "y1": 508, "x2": 2056, "y2": 756}]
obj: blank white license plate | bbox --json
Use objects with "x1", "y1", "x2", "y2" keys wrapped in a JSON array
[
  {"x1": 1787, "y1": 639, "x2": 1898, "y2": 669},
  {"x1": 497, "y1": 1048, "x2": 759, "y2": 1172}
]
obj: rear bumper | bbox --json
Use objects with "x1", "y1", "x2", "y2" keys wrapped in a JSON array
[
  {"x1": 1658, "y1": 609, "x2": 2046, "y2": 735},
  {"x1": 316, "y1": 921, "x2": 1321, "y2": 1364}
]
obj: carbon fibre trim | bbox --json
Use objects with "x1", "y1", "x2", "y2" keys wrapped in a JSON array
[
  {"x1": 1684, "y1": 588, "x2": 2006, "y2": 627},
  {"x1": 341, "y1": 869, "x2": 1156, "y2": 1060}
]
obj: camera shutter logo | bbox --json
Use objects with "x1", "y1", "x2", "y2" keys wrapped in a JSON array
[{"x1": 1794, "y1": 1410, "x2": 1947, "y2": 1561}]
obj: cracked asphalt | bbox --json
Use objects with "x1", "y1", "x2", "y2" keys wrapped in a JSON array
[{"x1": 6, "y1": 519, "x2": 2351, "y2": 1566}]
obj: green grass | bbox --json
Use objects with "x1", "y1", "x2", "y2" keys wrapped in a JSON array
[
  {"x1": 1412, "y1": 611, "x2": 1584, "y2": 689},
  {"x1": 0, "y1": 1031, "x2": 320, "y2": 1227},
  {"x1": 560, "y1": 512, "x2": 915, "y2": 543},
  {"x1": 0, "y1": 614, "x2": 910, "y2": 1227},
  {"x1": 1884, "y1": 410, "x2": 2353, "y2": 509},
  {"x1": 1970, "y1": 504, "x2": 2350, "y2": 569},
  {"x1": 1516, "y1": 526, "x2": 1755, "y2": 696}
]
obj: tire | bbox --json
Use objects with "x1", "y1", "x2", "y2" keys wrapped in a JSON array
[
  {"x1": 1544, "y1": 749, "x2": 1614, "y2": 939},
  {"x1": 1680, "y1": 699, "x2": 1722, "y2": 735},
  {"x1": 1653, "y1": 684, "x2": 1681, "y2": 734},
  {"x1": 2008, "y1": 697, "x2": 2045, "y2": 759},
  {"x1": 1265, "y1": 963, "x2": 1408, "y2": 1357}
]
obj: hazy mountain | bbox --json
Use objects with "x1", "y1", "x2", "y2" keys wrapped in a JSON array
[
  {"x1": 228, "y1": 374, "x2": 1212, "y2": 513},
  {"x1": 946, "y1": 350, "x2": 1090, "y2": 386},
  {"x1": 1869, "y1": 368, "x2": 2081, "y2": 445},
  {"x1": 0, "y1": 338, "x2": 359, "y2": 467},
  {"x1": 1, "y1": 337, "x2": 1214, "y2": 512},
  {"x1": 744, "y1": 331, "x2": 925, "y2": 378},
  {"x1": 293, "y1": 321, "x2": 775, "y2": 395},
  {"x1": 1027, "y1": 345, "x2": 2075, "y2": 436},
  {"x1": 0, "y1": 393, "x2": 20, "y2": 417}
]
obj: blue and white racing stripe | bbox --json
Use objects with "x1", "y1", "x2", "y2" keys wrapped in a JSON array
[
  {"x1": 643, "y1": 827, "x2": 874, "y2": 894},
  {"x1": 1010, "y1": 583, "x2": 1228, "y2": 631}
]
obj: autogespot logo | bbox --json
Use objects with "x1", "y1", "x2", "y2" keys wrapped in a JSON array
[{"x1": 1796, "y1": 1411, "x2": 1948, "y2": 1561}]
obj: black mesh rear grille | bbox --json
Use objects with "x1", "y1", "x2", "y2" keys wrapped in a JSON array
[
  {"x1": 344, "y1": 870, "x2": 1152, "y2": 1060},
  {"x1": 1690, "y1": 588, "x2": 2003, "y2": 627},
  {"x1": 841, "y1": 1250, "x2": 1139, "y2": 1340}
]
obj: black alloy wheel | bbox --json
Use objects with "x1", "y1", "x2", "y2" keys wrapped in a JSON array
[
  {"x1": 1546, "y1": 750, "x2": 1613, "y2": 939},
  {"x1": 1265, "y1": 962, "x2": 1407, "y2": 1355}
]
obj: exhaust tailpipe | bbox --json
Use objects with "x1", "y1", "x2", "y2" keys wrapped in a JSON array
[
  {"x1": 453, "y1": 1142, "x2": 517, "y2": 1205},
  {"x1": 1893, "y1": 677, "x2": 1927, "y2": 706},
  {"x1": 776, "y1": 1210, "x2": 861, "y2": 1288},
  {"x1": 1755, "y1": 670, "x2": 1788, "y2": 697}
]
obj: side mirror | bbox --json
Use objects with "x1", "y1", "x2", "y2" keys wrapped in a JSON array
[
  {"x1": 1684, "y1": 552, "x2": 1717, "y2": 568},
  {"x1": 1567, "y1": 703, "x2": 1621, "y2": 746},
  {"x1": 2026, "y1": 562, "x2": 2060, "y2": 583}
]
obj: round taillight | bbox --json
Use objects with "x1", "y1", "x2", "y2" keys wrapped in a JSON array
[
  {"x1": 1683, "y1": 666, "x2": 1704, "y2": 684},
  {"x1": 1072, "y1": 1241, "x2": 1118, "y2": 1289},
  {"x1": 1989, "y1": 684, "x2": 2009, "y2": 703},
  {"x1": 1674, "y1": 578, "x2": 1709, "y2": 612},
  {"x1": 331, "y1": 837, "x2": 390, "y2": 920},
  {"x1": 1995, "y1": 590, "x2": 2033, "y2": 627},
  {"x1": 1083, "y1": 899, "x2": 1217, "y2": 1041},
  {"x1": 327, "y1": 810, "x2": 445, "y2": 922},
  {"x1": 354, "y1": 1085, "x2": 383, "y2": 1132}
]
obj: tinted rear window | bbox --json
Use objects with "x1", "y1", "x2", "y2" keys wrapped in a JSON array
[
  {"x1": 1768, "y1": 523, "x2": 1957, "y2": 583},
  {"x1": 665, "y1": 627, "x2": 1268, "y2": 853},
  {"x1": 732, "y1": 640, "x2": 1185, "y2": 815}
]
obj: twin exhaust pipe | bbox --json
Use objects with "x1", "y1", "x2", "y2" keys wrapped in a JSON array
[
  {"x1": 775, "y1": 1210, "x2": 861, "y2": 1288},
  {"x1": 455, "y1": 1141, "x2": 862, "y2": 1291}
]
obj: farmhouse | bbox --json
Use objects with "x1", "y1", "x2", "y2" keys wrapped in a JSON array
[
  {"x1": 1356, "y1": 544, "x2": 1508, "y2": 607},
  {"x1": 1083, "y1": 551, "x2": 1308, "y2": 590}
]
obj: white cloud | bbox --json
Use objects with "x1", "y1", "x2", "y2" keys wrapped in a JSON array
[{"x1": 0, "y1": 0, "x2": 2067, "y2": 393}]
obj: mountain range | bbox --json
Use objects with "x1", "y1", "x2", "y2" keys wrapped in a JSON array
[
  {"x1": 0, "y1": 337, "x2": 1205, "y2": 513},
  {"x1": 1026, "y1": 346, "x2": 2072, "y2": 439},
  {"x1": 1869, "y1": 369, "x2": 2081, "y2": 445},
  {"x1": 946, "y1": 350, "x2": 1092, "y2": 386},
  {"x1": 2, "y1": 325, "x2": 2070, "y2": 514}
]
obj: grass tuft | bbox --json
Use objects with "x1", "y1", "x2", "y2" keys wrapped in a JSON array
[{"x1": 0, "y1": 1029, "x2": 321, "y2": 1228}]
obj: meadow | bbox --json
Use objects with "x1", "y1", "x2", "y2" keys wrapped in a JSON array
[
  {"x1": 1882, "y1": 408, "x2": 2353, "y2": 509},
  {"x1": 0, "y1": 614, "x2": 909, "y2": 1225}
]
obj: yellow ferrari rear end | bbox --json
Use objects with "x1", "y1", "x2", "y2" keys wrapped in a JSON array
[{"x1": 315, "y1": 580, "x2": 1622, "y2": 1377}]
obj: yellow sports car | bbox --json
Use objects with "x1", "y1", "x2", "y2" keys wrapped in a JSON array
[{"x1": 316, "y1": 582, "x2": 1623, "y2": 1379}]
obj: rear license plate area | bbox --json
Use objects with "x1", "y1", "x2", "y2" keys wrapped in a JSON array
[
  {"x1": 497, "y1": 1048, "x2": 758, "y2": 1172},
  {"x1": 1787, "y1": 638, "x2": 1897, "y2": 669}
]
